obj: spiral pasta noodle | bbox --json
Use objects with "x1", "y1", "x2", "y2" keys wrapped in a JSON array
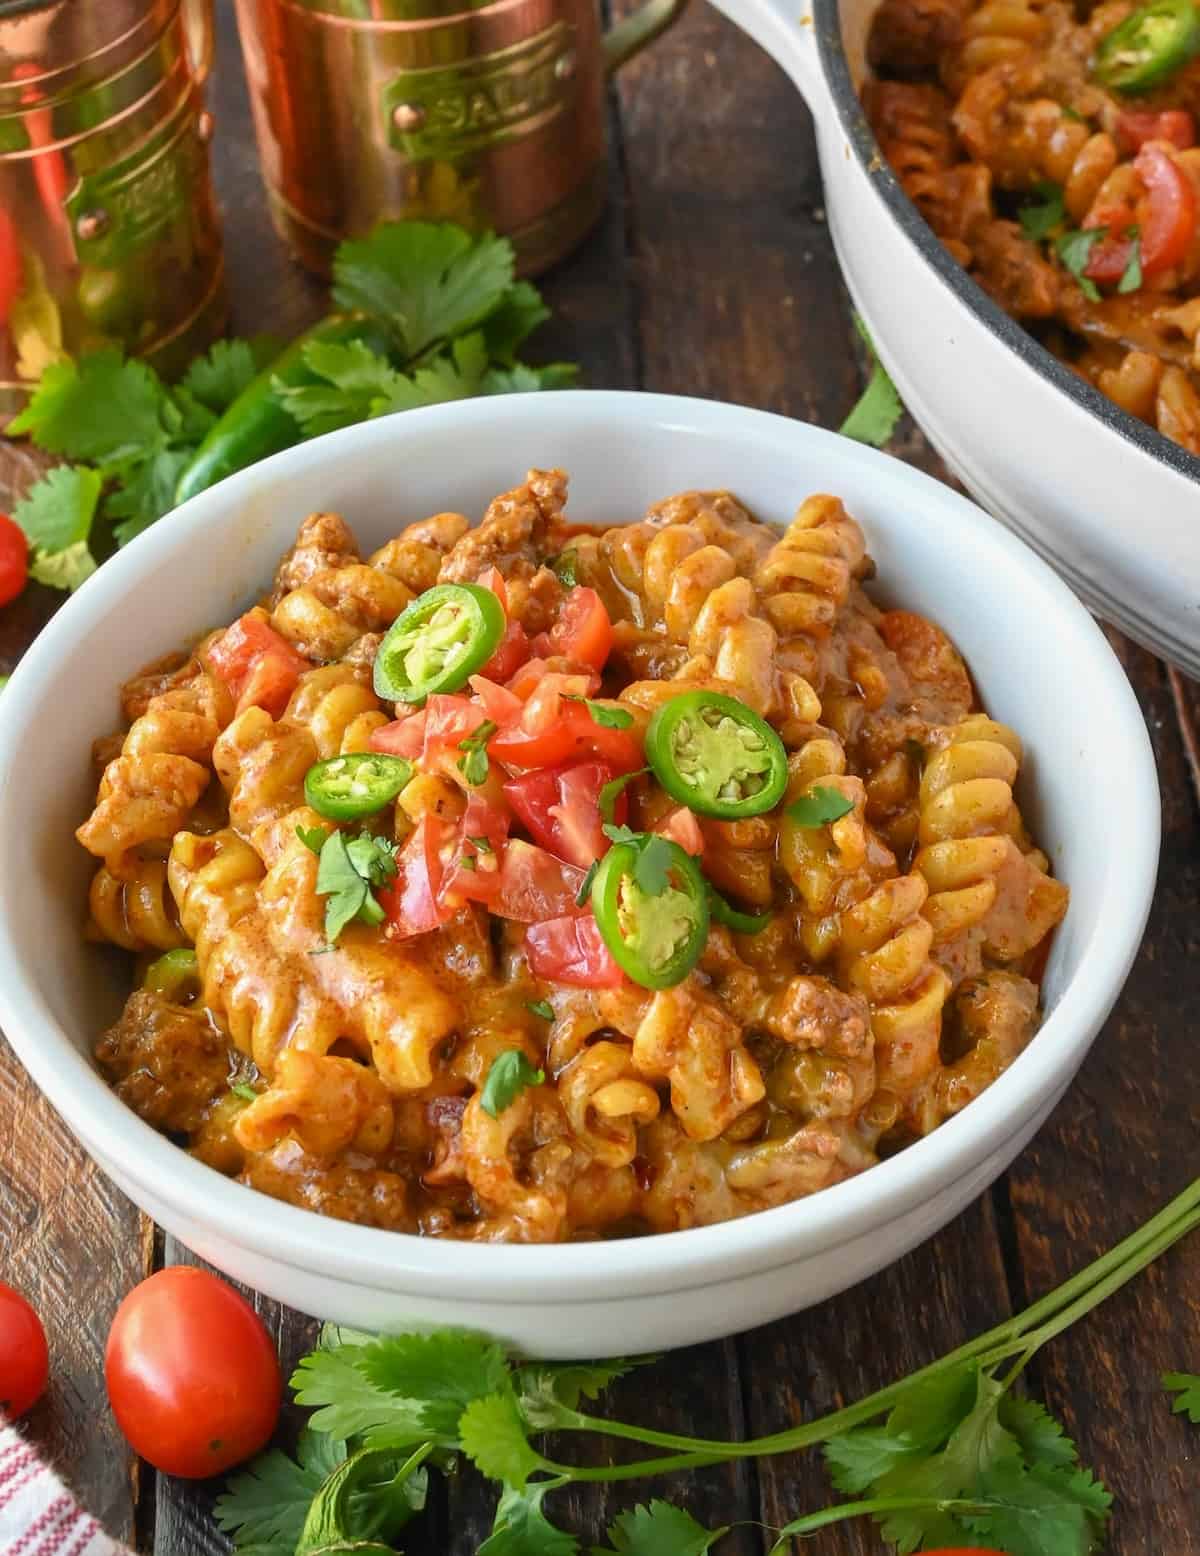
[{"x1": 87, "y1": 856, "x2": 187, "y2": 953}]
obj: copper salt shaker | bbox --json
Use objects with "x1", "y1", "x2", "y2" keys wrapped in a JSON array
[
  {"x1": 0, "y1": 0, "x2": 226, "y2": 420},
  {"x1": 232, "y1": 0, "x2": 687, "y2": 277}
]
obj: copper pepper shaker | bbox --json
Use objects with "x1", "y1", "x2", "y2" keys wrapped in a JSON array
[{"x1": 231, "y1": 0, "x2": 687, "y2": 278}]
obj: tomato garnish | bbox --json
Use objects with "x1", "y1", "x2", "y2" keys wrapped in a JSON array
[
  {"x1": 479, "y1": 619, "x2": 531, "y2": 683},
  {"x1": 505, "y1": 760, "x2": 626, "y2": 868},
  {"x1": 380, "y1": 815, "x2": 455, "y2": 937},
  {"x1": 655, "y1": 806, "x2": 706, "y2": 855},
  {"x1": 526, "y1": 911, "x2": 625, "y2": 987},
  {"x1": 469, "y1": 674, "x2": 525, "y2": 725},
  {"x1": 1084, "y1": 142, "x2": 1197, "y2": 282},
  {"x1": 491, "y1": 674, "x2": 642, "y2": 772},
  {"x1": 1116, "y1": 108, "x2": 1195, "y2": 153},
  {"x1": 542, "y1": 586, "x2": 614, "y2": 670},
  {"x1": 475, "y1": 565, "x2": 509, "y2": 611},
  {"x1": 370, "y1": 709, "x2": 427, "y2": 758},
  {"x1": 0, "y1": 512, "x2": 29, "y2": 608},
  {"x1": 440, "y1": 792, "x2": 511, "y2": 906},
  {"x1": 207, "y1": 613, "x2": 309, "y2": 718},
  {"x1": 491, "y1": 839, "x2": 587, "y2": 921}
]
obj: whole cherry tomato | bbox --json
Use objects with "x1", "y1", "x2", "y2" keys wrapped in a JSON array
[
  {"x1": 0, "y1": 514, "x2": 29, "y2": 608},
  {"x1": 0, "y1": 1281, "x2": 49, "y2": 1419},
  {"x1": 105, "y1": 1268, "x2": 281, "y2": 1478}
]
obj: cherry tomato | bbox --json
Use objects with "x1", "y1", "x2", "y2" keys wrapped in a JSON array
[
  {"x1": 105, "y1": 1268, "x2": 280, "y2": 1478},
  {"x1": 544, "y1": 587, "x2": 614, "y2": 670},
  {"x1": 505, "y1": 761, "x2": 624, "y2": 868},
  {"x1": 492, "y1": 838, "x2": 587, "y2": 921},
  {"x1": 0, "y1": 1281, "x2": 49, "y2": 1419},
  {"x1": 207, "y1": 613, "x2": 309, "y2": 719},
  {"x1": 527, "y1": 911, "x2": 625, "y2": 987},
  {"x1": 1084, "y1": 143, "x2": 1197, "y2": 282},
  {"x1": 1116, "y1": 108, "x2": 1195, "y2": 153},
  {"x1": 0, "y1": 513, "x2": 29, "y2": 608}
]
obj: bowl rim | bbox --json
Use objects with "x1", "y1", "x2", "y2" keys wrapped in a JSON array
[{"x1": 0, "y1": 391, "x2": 1160, "y2": 1304}]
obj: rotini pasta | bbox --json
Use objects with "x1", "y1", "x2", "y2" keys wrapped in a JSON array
[
  {"x1": 88, "y1": 471, "x2": 1066, "y2": 1241},
  {"x1": 868, "y1": 0, "x2": 1200, "y2": 453}
]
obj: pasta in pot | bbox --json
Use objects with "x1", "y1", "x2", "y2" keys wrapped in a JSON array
[
  {"x1": 83, "y1": 470, "x2": 1067, "y2": 1242},
  {"x1": 866, "y1": 0, "x2": 1200, "y2": 456}
]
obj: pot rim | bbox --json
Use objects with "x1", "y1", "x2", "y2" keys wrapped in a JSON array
[{"x1": 809, "y1": 0, "x2": 1200, "y2": 487}]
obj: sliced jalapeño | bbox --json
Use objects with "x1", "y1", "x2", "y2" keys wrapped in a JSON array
[
  {"x1": 1094, "y1": 0, "x2": 1200, "y2": 91},
  {"x1": 304, "y1": 751, "x2": 413, "y2": 821},
  {"x1": 645, "y1": 690, "x2": 788, "y2": 819},
  {"x1": 373, "y1": 582, "x2": 505, "y2": 705},
  {"x1": 591, "y1": 835, "x2": 709, "y2": 989}
]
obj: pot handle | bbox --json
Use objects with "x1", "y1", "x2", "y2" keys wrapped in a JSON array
[
  {"x1": 604, "y1": 0, "x2": 690, "y2": 72},
  {"x1": 703, "y1": 0, "x2": 820, "y2": 98}
]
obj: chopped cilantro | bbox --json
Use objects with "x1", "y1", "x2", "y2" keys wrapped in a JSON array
[
  {"x1": 1020, "y1": 180, "x2": 1066, "y2": 241},
  {"x1": 458, "y1": 718, "x2": 498, "y2": 786},
  {"x1": 527, "y1": 999, "x2": 555, "y2": 1020},
  {"x1": 480, "y1": 1049, "x2": 545, "y2": 1117},
  {"x1": 786, "y1": 785, "x2": 855, "y2": 827},
  {"x1": 1055, "y1": 228, "x2": 1105, "y2": 301},
  {"x1": 1118, "y1": 229, "x2": 1143, "y2": 294},
  {"x1": 312, "y1": 829, "x2": 397, "y2": 942}
]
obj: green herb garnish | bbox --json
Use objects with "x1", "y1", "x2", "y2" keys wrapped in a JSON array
[
  {"x1": 786, "y1": 785, "x2": 856, "y2": 827},
  {"x1": 479, "y1": 1049, "x2": 545, "y2": 1118},
  {"x1": 1020, "y1": 180, "x2": 1066, "y2": 241},
  {"x1": 526, "y1": 999, "x2": 555, "y2": 1020},
  {"x1": 457, "y1": 719, "x2": 497, "y2": 786},
  {"x1": 1055, "y1": 228, "x2": 1105, "y2": 301},
  {"x1": 839, "y1": 314, "x2": 905, "y2": 447},
  {"x1": 312, "y1": 830, "x2": 398, "y2": 943}
]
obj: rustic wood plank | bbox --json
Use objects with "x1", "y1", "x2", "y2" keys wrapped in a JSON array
[
  {"x1": 0, "y1": 1036, "x2": 151, "y2": 1542},
  {"x1": 1006, "y1": 634, "x2": 1200, "y2": 1556}
]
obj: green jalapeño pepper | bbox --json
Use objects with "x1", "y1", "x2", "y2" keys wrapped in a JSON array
[
  {"x1": 1094, "y1": 0, "x2": 1200, "y2": 91},
  {"x1": 706, "y1": 883, "x2": 772, "y2": 934},
  {"x1": 592, "y1": 834, "x2": 709, "y2": 989},
  {"x1": 645, "y1": 690, "x2": 788, "y2": 819},
  {"x1": 304, "y1": 751, "x2": 413, "y2": 820},
  {"x1": 143, "y1": 948, "x2": 200, "y2": 1003},
  {"x1": 374, "y1": 583, "x2": 505, "y2": 705}
]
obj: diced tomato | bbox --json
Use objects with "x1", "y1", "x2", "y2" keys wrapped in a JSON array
[
  {"x1": 380, "y1": 816, "x2": 454, "y2": 937},
  {"x1": 440, "y1": 793, "x2": 510, "y2": 906},
  {"x1": 469, "y1": 674, "x2": 524, "y2": 725},
  {"x1": 491, "y1": 839, "x2": 586, "y2": 922},
  {"x1": 208, "y1": 614, "x2": 309, "y2": 719},
  {"x1": 506, "y1": 657, "x2": 552, "y2": 701},
  {"x1": 1084, "y1": 143, "x2": 1197, "y2": 282},
  {"x1": 521, "y1": 672, "x2": 598, "y2": 732},
  {"x1": 544, "y1": 587, "x2": 613, "y2": 670},
  {"x1": 475, "y1": 566, "x2": 509, "y2": 612},
  {"x1": 492, "y1": 700, "x2": 643, "y2": 772},
  {"x1": 655, "y1": 806, "x2": 705, "y2": 856},
  {"x1": 423, "y1": 694, "x2": 485, "y2": 751},
  {"x1": 505, "y1": 761, "x2": 625, "y2": 868},
  {"x1": 479, "y1": 619, "x2": 530, "y2": 682},
  {"x1": 370, "y1": 711, "x2": 427, "y2": 759},
  {"x1": 526, "y1": 912, "x2": 624, "y2": 988},
  {"x1": 1116, "y1": 109, "x2": 1195, "y2": 154}
]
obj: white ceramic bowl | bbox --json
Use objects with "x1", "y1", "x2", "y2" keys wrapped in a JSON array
[{"x1": 0, "y1": 392, "x2": 1159, "y2": 1357}]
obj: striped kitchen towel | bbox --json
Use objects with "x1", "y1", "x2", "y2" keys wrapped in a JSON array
[{"x1": 0, "y1": 1423, "x2": 130, "y2": 1556}]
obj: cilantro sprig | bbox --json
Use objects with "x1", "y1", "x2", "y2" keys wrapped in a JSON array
[
  {"x1": 458, "y1": 718, "x2": 498, "y2": 786},
  {"x1": 300, "y1": 826, "x2": 398, "y2": 943},
  {"x1": 600, "y1": 823, "x2": 675, "y2": 894},
  {"x1": 480, "y1": 1049, "x2": 545, "y2": 1117},
  {"x1": 839, "y1": 314, "x2": 905, "y2": 448},
  {"x1": 214, "y1": 1176, "x2": 1200, "y2": 1556},
  {"x1": 786, "y1": 784, "x2": 855, "y2": 827}
]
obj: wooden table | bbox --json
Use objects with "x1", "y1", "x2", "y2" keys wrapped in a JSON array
[{"x1": 3, "y1": 1, "x2": 1199, "y2": 1550}]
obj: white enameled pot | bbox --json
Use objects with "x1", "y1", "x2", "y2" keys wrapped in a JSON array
[
  {"x1": 704, "y1": 0, "x2": 1200, "y2": 674},
  {"x1": 0, "y1": 393, "x2": 1158, "y2": 1355}
]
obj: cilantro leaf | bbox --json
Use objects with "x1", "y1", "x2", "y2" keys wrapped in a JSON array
[
  {"x1": 527, "y1": 1000, "x2": 555, "y2": 1020},
  {"x1": 598, "y1": 769, "x2": 646, "y2": 825},
  {"x1": 182, "y1": 338, "x2": 266, "y2": 414},
  {"x1": 458, "y1": 717, "x2": 497, "y2": 786},
  {"x1": 483, "y1": 361, "x2": 580, "y2": 394},
  {"x1": 585, "y1": 700, "x2": 633, "y2": 729},
  {"x1": 966, "y1": 1459, "x2": 1112, "y2": 1556},
  {"x1": 786, "y1": 785, "x2": 855, "y2": 827},
  {"x1": 998, "y1": 1395, "x2": 1078, "y2": 1469},
  {"x1": 215, "y1": 1429, "x2": 346, "y2": 1554},
  {"x1": 375, "y1": 332, "x2": 491, "y2": 414},
  {"x1": 291, "y1": 1345, "x2": 429, "y2": 1445},
  {"x1": 277, "y1": 340, "x2": 406, "y2": 437},
  {"x1": 601, "y1": 823, "x2": 638, "y2": 846},
  {"x1": 479, "y1": 1485, "x2": 580, "y2": 1556},
  {"x1": 9, "y1": 349, "x2": 169, "y2": 464},
  {"x1": 107, "y1": 447, "x2": 192, "y2": 546},
  {"x1": 1163, "y1": 1371, "x2": 1200, "y2": 1423},
  {"x1": 480, "y1": 280, "x2": 551, "y2": 363},
  {"x1": 13, "y1": 465, "x2": 103, "y2": 555},
  {"x1": 838, "y1": 314, "x2": 905, "y2": 448},
  {"x1": 332, "y1": 222, "x2": 515, "y2": 359},
  {"x1": 1118, "y1": 230, "x2": 1143, "y2": 295},
  {"x1": 481, "y1": 1050, "x2": 545, "y2": 1118},
  {"x1": 593, "y1": 1501, "x2": 727, "y2": 1556},
  {"x1": 357, "y1": 1330, "x2": 511, "y2": 1439},
  {"x1": 313, "y1": 830, "x2": 395, "y2": 942},
  {"x1": 631, "y1": 833, "x2": 674, "y2": 895},
  {"x1": 297, "y1": 824, "x2": 330, "y2": 855},
  {"x1": 459, "y1": 1390, "x2": 544, "y2": 1488},
  {"x1": 345, "y1": 833, "x2": 399, "y2": 888},
  {"x1": 514, "y1": 1359, "x2": 649, "y2": 1432},
  {"x1": 1020, "y1": 180, "x2": 1066, "y2": 242},
  {"x1": 28, "y1": 540, "x2": 97, "y2": 593},
  {"x1": 1055, "y1": 229, "x2": 1104, "y2": 302},
  {"x1": 551, "y1": 552, "x2": 579, "y2": 587}
]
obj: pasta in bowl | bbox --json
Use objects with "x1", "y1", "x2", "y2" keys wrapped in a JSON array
[
  {"x1": 0, "y1": 393, "x2": 1156, "y2": 1352},
  {"x1": 81, "y1": 468, "x2": 1068, "y2": 1243}
]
